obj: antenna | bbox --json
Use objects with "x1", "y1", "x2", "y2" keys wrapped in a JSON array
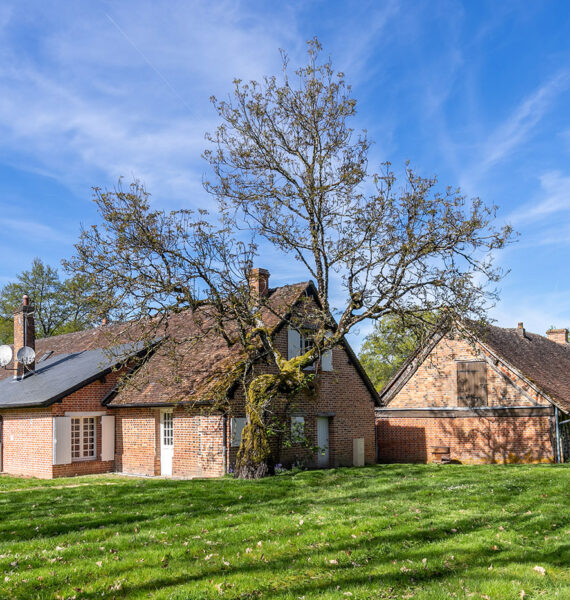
[
  {"x1": 17, "y1": 346, "x2": 36, "y2": 366},
  {"x1": 0, "y1": 345, "x2": 12, "y2": 368}
]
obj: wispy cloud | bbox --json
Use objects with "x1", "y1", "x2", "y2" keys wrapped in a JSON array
[
  {"x1": 456, "y1": 73, "x2": 570, "y2": 195},
  {"x1": 0, "y1": 2, "x2": 303, "y2": 205},
  {"x1": 511, "y1": 171, "x2": 570, "y2": 225},
  {"x1": 480, "y1": 74, "x2": 569, "y2": 170},
  {"x1": 0, "y1": 218, "x2": 72, "y2": 244}
]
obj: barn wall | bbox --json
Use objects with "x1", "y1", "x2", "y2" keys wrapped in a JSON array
[
  {"x1": 376, "y1": 414, "x2": 555, "y2": 464},
  {"x1": 389, "y1": 333, "x2": 551, "y2": 408}
]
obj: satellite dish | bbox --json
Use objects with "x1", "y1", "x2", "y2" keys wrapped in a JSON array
[
  {"x1": 17, "y1": 346, "x2": 36, "y2": 366},
  {"x1": 0, "y1": 345, "x2": 12, "y2": 367}
]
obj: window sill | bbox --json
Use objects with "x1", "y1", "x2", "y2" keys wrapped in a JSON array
[{"x1": 72, "y1": 457, "x2": 97, "y2": 462}]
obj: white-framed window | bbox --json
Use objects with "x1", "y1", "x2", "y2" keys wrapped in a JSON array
[
  {"x1": 162, "y1": 411, "x2": 174, "y2": 446},
  {"x1": 71, "y1": 417, "x2": 96, "y2": 461},
  {"x1": 291, "y1": 416, "x2": 305, "y2": 443},
  {"x1": 288, "y1": 327, "x2": 315, "y2": 370},
  {"x1": 231, "y1": 417, "x2": 247, "y2": 447}
]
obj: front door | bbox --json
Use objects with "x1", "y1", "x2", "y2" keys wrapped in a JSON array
[
  {"x1": 317, "y1": 417, "x2": 329, "y2": 468},
  {"x1": 160, "y1": 410, "x2": 174, "y2": 476}
]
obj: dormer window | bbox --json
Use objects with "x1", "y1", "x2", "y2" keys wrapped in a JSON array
[{"x1": 287, "y1": 327, "x2": 333, "y2": 372}]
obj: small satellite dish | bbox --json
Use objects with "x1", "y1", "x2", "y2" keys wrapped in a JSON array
[
  {"x1": 0, "y1": 345, "x2": 13, "y2": 367},
  {"x1": 17, "y1": 346, "x2": 36, "y2": 366}
]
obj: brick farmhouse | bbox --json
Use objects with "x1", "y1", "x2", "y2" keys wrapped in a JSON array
[
  {"x1": 0, "y1": 270, "x2": 379, "y2": 479},
  {"x1": 376, "y1": 321, "x2": 570, "y2": 464}
]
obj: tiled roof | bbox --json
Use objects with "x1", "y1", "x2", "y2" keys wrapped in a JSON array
[
  {"x1": 106, "y1": 282, "x2": 311, "y2": 406},
  {"x1": 469, "y1": 322, "x2": 570, "y2": 412},
  {"x1": 381, "y1": 320, "x2": 570, "y2": 413},
  {"x1": 0, "y1": 282, "x2": 310, "y2": 408}
]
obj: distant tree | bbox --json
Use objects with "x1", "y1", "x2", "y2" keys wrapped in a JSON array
[
  {"x1": 359, "y1": 314, "x2": 436, "y2": 391},
  {"x1": 0, "y1": 258, "x2": 105, "y2": 339},
  {"x1": 68, "y1": 40, "x2": 513, "y2": 478},
  {"x1": 0, "y1": 317, "x2": 11, "y2": 345}
]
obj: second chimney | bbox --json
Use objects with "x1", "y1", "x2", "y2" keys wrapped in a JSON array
[
  {"x1": 13, "y1": 295, "x2": 35, "y2": 378},
  {"x1": 546, "y1": 328, "x2": 568, "y2": 344},
  {"x1": 248, "y1": 268, "x2": 270, "y2": 298}
]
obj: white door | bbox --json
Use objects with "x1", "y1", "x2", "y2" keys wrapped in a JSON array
[
  {"x1": 160, "y1": 410, "x2": 174, "y2": 476},
  {"x1": 317, "y1": 417, "x2": 329, "y2": 468}
]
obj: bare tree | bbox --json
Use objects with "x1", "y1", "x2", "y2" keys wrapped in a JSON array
[{"x1": 67, "y1": 39, "x2": 513, "y2": 478}]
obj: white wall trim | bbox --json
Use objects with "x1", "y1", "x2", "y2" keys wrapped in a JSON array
[{"x1": 65, "y1": 411, "x2": 107, "y2": 417}]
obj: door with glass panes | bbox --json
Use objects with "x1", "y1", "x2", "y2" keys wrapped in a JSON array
[{"x1": 160, "y1": 410, "x2": 174, "y2": 476}]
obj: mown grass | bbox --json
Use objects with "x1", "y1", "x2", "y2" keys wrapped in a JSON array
[{"x1": 0, "y1": 464, "x2": 569, "y2": 599}]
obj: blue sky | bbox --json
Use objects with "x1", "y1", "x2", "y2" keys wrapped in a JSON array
[{"x1": 1, "y1": 1, "x2": 570, "y2": 348}]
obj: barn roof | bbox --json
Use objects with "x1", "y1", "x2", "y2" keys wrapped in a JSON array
[
  {"x1": 470, "y1": 322, "x2": 570, "y2": 412},
  {"x1": 380, "y1": 320, "x2": 570, "y2": 413}
]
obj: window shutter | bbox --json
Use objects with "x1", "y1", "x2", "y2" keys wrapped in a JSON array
[
  {"x1": 321, "y1": 349, "x2": 333, "y2": 371},
  {"x1": 53, "y1": 417, "x2": 71, "y2": 465},
  {"x1": 321, "y1": 332, "x2": 333, "y2": 371},
  {"x1": 456, "y1": 361, "x2": 487, "y2": 406},
  {"x1": 231, "y1": 417, "x2": 247, "y2": 447},
  {"x1": 288, "y1": 327, "x2": 301, "y2": 360},
  {"x1": 101, "y1": 415, "x2": 115, "y2": 461},
  {"x1": 291, "y1": 416, "x2": 305, "y2": 442}
]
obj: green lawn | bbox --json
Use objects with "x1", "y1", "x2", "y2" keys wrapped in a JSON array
[{"x1": 0, "y1": 465, "x2": 568, "y2": 599}]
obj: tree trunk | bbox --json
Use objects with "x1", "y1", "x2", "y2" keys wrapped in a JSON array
[{"x1": 235, "y1": 374, "x2": 273, "y2": 479}]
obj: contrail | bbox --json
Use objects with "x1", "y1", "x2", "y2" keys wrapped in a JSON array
[{"x1": 104, "y1": 12, "x2": 194, "y2": 115}]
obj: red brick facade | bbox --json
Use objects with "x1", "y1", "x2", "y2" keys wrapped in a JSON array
[
  {"x1": 377, "y1": 415, "x2": 554, "y2": 464},
  {"x1": 1, "y1": 322, "x2": 376, "y2": 479},
  {"x1": 0, "y1": 371, "x2": 121, "y2": 478},
  {"x1": 226, "y1": 326, "x2": 376, "y2": 471},
  {"x1": 376, "y1": 331, "x2": 557, "y2": 464}
]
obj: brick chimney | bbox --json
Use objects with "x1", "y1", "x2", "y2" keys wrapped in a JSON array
[
  {"x1": 248, "y1": 268, "x2": 270, "y2": 298},
  {"x1": 546, "y1": 328, "x2": 568, "y2": 344},
  {"x1": 13, "y1": 295, "x2": 35, "y2": 378},
  {"x1": 517, "y1": 322, "x2": 525, "y2": 338}
]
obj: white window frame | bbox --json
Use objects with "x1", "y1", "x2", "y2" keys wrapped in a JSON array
[
  {"x1": 161, "y1": 410, "x2": 174, "y2": 447},
  {"x1": 71, "y1": 416, "x2": 97, "y2": 461},
  {"x1": 288, "y1": 327, "x2": 315, "y2": 370},
  {"x1": 291, "y1": 416, "x2": 305, "y2": 443}
]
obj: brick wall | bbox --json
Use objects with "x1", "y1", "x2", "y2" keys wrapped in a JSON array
[
  {"x1": 0, "y1": 371, "x2": 120, "y2": 479},
  {"x1": 0, "y1": 408, "x2": 53, "y2": 478},
  {"x1": 114, "y1": 407, "x2": 226, "y2": 478},
  {"x1": 377, "y1": 415, "x2": 555, "y2": 464},
  {"x1": 115, "y1": 407, "x2": 159, "y2": 476},
  {"x1": 390, "y1": 333, "x2": 551, "y2": 408},
  {"x1": 377, "y1": 330, "x2": 556, "y2": 464},
  {"x1": 172, "y1": 410, "x2": 225, "y2": 477},
  {"x1": 227, "y1": 325, "x2": 376, "y2": 471},
  {"x1": 51, "y1": 371, "x2": 121, "y2": 477}
]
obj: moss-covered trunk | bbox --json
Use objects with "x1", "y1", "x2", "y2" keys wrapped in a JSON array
[
  {"x1": 235, "y1": 374, "x2": 274, "y2": 479},
  {"x1": 235, "y1": 352, "x2": 312, "y2": 479}
]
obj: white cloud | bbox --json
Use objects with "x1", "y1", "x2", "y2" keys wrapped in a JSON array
[
  {"x1": 481, "y1": 74, "x2": 568, "y2": 170},
  {"x1": 0, "y1": 218, "x2": 72, "y2": 244},
  {"x1": 0, "y1": 1, "x2": 304, "y2": 205},
  {"x1": 457, "y1": 73, "x2": 569, "y2": 195},
  {"x1": 511, "y1": 171, "x2": 570, "y2": 224}
]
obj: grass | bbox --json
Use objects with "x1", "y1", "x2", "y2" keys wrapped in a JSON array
[{"x1": 0, "y1": 464, "x2": 569, "y2": 599}]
